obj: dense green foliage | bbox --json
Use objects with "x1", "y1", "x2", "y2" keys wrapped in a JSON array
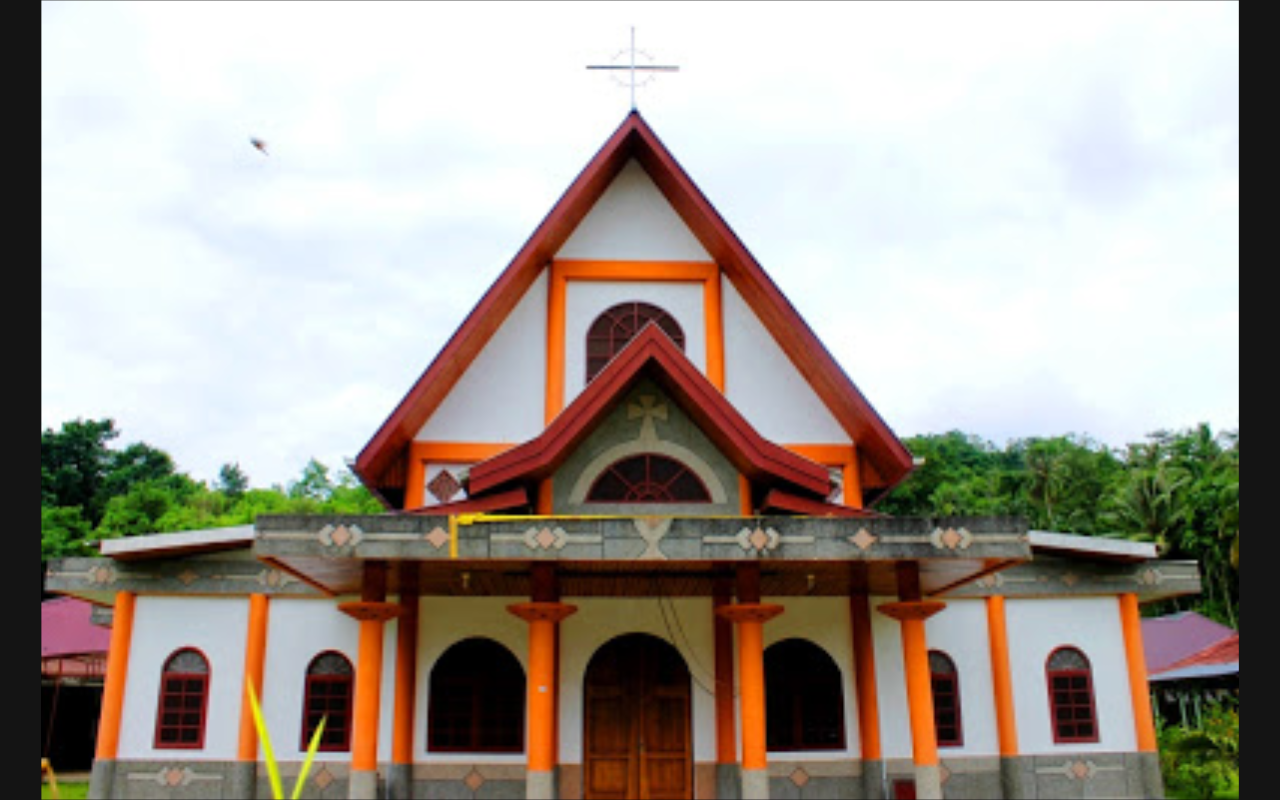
[
  {"x1": 1160, "y1": 703, "x2": 1239, "y2": 799},
  {"x1": 41, "y1": 418, "x2": 383, "y2": 567},
  {"x1": 876, "y1": 424, "x2": 1239, "y2": 627},
  {"x1": 41, "y1": 418, "x2": 1239, "y2": 628}
]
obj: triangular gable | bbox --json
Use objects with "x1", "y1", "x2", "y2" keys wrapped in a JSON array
[
  {"x1": 354, "y1": 110, "x2": 914, "y2": 505},
  {"x1": 466, "y1": 323, "x2": 833, "y2": 500}
]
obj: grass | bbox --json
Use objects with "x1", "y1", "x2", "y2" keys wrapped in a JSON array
[{"x1": 41, "y1": 780, "x2": 89, "y2": 800}]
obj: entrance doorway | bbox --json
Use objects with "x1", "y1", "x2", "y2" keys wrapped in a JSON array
[{"x1": 583, "y1": 633, "x2": 693, "y2": 799}]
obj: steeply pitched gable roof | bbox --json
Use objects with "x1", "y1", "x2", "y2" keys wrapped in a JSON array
[
  {"x1": 354, "y1": 110, "x2": 914, "y2": 505},
  {"x1": 466, "y1": 323, "x2": 834, "y2": 500}
]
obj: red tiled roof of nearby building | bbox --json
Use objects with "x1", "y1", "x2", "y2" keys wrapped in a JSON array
[{"x1": 1155, "y1": 632, "x2": 1239, "y2": 675}]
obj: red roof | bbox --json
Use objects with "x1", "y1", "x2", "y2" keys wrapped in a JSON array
[
  {"x1": 467, "y1": 323, "x2": 834, "y2": 501},
  {"x1": 354, "y1": 110, "x2": 914, "y2": 506},
  {"x1": 1158, "y1": 632, "x2": 1239, "y2": 674},
  {"x1": 1141, "y1": 611, "x2": 1236, "y2": 674},
  {"x1": 41, "y1": 596, "x2": 111, "y2": 659}
]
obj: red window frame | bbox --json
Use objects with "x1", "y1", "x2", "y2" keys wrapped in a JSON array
[
  {"x1": 1045, "y1": 646, "x2": 1099, "y2": 744},
  {"x1": 585, "y1": 453, "x2": 711, "y2": 504},
  {"x1": 301, "y1": 651, "x2": 354, "y2": 752},
  {"x1": 154, "y1": 647, "x2": 210, "y2": 750},
  {"x1": 427, "y1": 638, "x2": 525, "y2": 753},
  {"x1": 764, "y1": 638, "x2": 846, "y2": 752},
  {"x1": 928, "y1": 650, "x2": 964, "y2": 747},
  {"x1": 586, "y1": 302, "x2": 685, "y2": 382}
]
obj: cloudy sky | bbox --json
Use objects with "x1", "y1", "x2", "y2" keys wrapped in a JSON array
[{"x1": 42, "y1": 1, "x2": 1238, "y2": 490}]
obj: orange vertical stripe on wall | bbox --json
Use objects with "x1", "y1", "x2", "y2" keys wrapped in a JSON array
[
  {"x1": 1119, "y1": 593, "x2": 1159, "y2": 752},
  {"x1": 545, "y1": 267, "x2": 567, "y2": 425},
  {"x1": 237, "y1": 593, "x2": 270, "y2": 762},
  {"x1": 95, "y1": 590, "x2": 136, "y2": 761},
  {"x1": 985, "y1": 595, "x2": 1019, "y2": 757},
  {"x1": 704, "y1": 271, "x2": 725, "y2": 391}
]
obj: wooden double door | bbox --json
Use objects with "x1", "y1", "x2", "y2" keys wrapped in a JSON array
[{"x1": 584, "y1": 633, "x2": 693, "y2": 800}]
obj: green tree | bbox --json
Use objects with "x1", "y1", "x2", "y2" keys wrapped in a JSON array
[{"x1": 217, "y1": 462, "x2": 250, "y2": 500}]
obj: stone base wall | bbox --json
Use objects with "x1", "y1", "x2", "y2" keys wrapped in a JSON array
[{"x1": 90, "y1": 752, "x2": 1161, "y2": 799}]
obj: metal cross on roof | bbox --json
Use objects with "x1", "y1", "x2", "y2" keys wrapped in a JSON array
[{"x1": 586, "y1": 26, "x2": 679, "y2": 110}]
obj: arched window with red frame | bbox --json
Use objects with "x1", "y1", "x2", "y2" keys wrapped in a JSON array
[
  {"x1": 585, "y1": 453, "x2": 711, "y2": 504},
  {"x1": 1046, "y1": 646, "x2": 1099, "y2": 743},
  {"x1": 302, "y1": 651, "x2": 355, "y2": 752},
  {"x1": 586, "y1": 302, "x2": 685, "y2": 382},
  {"x1": 154, "y1": 647, "x2": 210, "y2": 749},
  {"x1": 929, "y1": 650, "x2": 964, "y2": 747}
]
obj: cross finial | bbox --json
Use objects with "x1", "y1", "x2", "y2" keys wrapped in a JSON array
[{"x1": 586, "y1": 26, "x2": 679, "y2": 111}]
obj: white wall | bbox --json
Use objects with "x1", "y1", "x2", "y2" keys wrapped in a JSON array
[
  {"x1": 555, "y1": 159, "x2": 711, "y2": 262},
  {"x1": 118, "y1": 595, "x2": 249, "y2": 760},
  {"x1": 416, "y1": 271, "x2": 547, "y2": 443},
  {"x1": 259, "y1": 597, "x2": 371, "y2": 763},
  {"x1": 1005, "y1": 596, "x2": 1136, "y2": 755},
  {"x1": 722, "y1": 280, "x2": 846, "y2": 442}
]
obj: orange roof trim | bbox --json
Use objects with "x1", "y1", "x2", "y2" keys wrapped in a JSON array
[{"x1": 354, "y1": 110, "x2": 914, "y2": 504}]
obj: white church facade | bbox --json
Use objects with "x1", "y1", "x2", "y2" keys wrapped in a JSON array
[{"x1": 47, "y1": 111, "x2": 1199, "y2": 800}]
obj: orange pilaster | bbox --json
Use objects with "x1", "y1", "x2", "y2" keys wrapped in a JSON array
[
  {"x1": 546, "y1": 266, "x2": 567, "y2": 425},
  {"x1": 536, "y1": 478, "x2": 554, "y2": 515},
  {"x1": 879, "y1": 563, "x2": 946, "y2": 787},
  {"x1": 508, "y1": 601, "x2": 578, "y2": 773},
  {"x1": 237, "y1": 593, "x2": 270, "y2": 762},
  {"x1": 704, "y1": 269, "x2": 725, "y2": 391},
  {"x1": 849, "y1": 592, "x2": 882, "y2": 762},
  {"x1": 985, "y1": 595, "x2": 1020, "y2": 756},
  {"x1": 95, "y1": 590, "x2": 136, "y2": 761},
  {"x1": 1119, "y1": 593, "x2": 1159, "y2": 752}
]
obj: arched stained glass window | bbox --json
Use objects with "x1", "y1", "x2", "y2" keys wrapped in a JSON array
[
  {"x1": 765, "y1": 638, "x2": 846, "y2": 751},
  {"x1": 1046, "y1": 646, "x2": 1098, "y2": 743},
  {"x1": 154, "y1": 648, "x2": 210, "y2": 749},
  {"x1": 585, "y1": 454, "x2": 711, "y2": 503},
  {"x1": 586, "y1": 302, "x2": 684, "y2": 382},
  {"x1": 929, "y1": 650, "x2": 963, "y2": 747},
  {"x1": 428, "y1": 638, "x2": 525, "y2": 753},
  {"x1": 302, "y1": 651, "x2": 354, "y2": 752}
]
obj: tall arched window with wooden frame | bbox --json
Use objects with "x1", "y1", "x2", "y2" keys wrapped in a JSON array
[
  {"x1": 929, "y1": 649, "x2": 964, "y2": 747},
  {"x1": 1046, "y1": 646, "x2": 1099, "y2": 744},
  {"x1": 586, "y1": 302, "x2": 685, "y2": 382},
  {"x1": 427, "y1": 638, "x2": 525, "y2": 753},
  {"x1": 301, "y1": 650, "x2": 355, "y2": 752},
  {"x1": 154, "y1": 647, "x2": 210, "y2": 750},
  {"x1": 764, "y1": 638, "x2": 846, "y2": 751}
]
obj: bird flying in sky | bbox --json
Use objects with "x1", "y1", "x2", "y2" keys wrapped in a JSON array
[{"x1": 250, "y1": 137, "x2": 268, "y2": 155}]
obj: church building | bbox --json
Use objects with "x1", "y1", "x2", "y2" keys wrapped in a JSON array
[{"x1": 47, "y1": 111, "x2": 1201, "y2": 800}]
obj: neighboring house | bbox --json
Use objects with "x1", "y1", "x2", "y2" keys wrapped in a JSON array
[
  {"x1": 1142, "y1": 611, "x2": 1239, "y2": 727},
  {"x1": 46, "y1": 111, "x2": 1202, "y2": 800},
  {"x1": 42, "y1": 596, "x2": 112, "y2": 771}
]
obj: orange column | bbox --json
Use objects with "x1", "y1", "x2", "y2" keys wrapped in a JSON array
[
  {"x1": 704, "y1": 271, "x2": 725, "y2": 391},
  {"x1": 508, "y1": 601, "x2": 578, "y2": 799},
  {"x1": 95, "y1": 590, "x2": 136, "y2": 762},
  {"x1": 985, "y1": 596, "x2": 1019, "y2": 757},
  {"x1": 237, "y1": 593, "x2": 271, "y2": 761},
  {"x1": 877, "y1": 564, "x2": 946, "y2": 800},
  {"x1": 713, "y1": 578, "x2": 737, "y2": 768},
  {"x1": 339, "y1": 562, "x2": 402, "y2": 800},
  {"x1": 1119, "y1": 593, "x2": 1158, "y2": 752},
  {"x1": 89, "y1": 590, "x2": 136, "y2": 800},
  {"x1": 714, "y1": 565, "x2": 783, "y2": 800}
]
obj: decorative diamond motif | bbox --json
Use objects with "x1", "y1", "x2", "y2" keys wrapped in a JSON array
[
  {"x1": 749, "y1": 528, "x2": 771, "y2": 551},
  {"x1": 850, "y1": 528, "x2": 877, "y2": 551},
  {"x1": 424, "y1": 526, "x2": 450, "y2": 550},
  {"x1": 312, "y1": 766, "x2": 334, "y2": 790},
  {"x1": 789, "y1": 767, "x2": 810, "y2": 788},
  {"x1": 428, "y1": 469, "x2": 462, "y2": 503},
  {"x1": 931, "y1": 526, "x2": 973, "y2": 550},
  {"x1": 330, "y1": 525, "x2": 352, "y2": 547},
  {"x1": 1071, "y1": 760, "x2": 1091, "y2": 780},
  {"x1": 164, "y1": 768, "x2": 185, "y2": 787},
  {"x1": 536, "y1": 527, "x2": 560, "y2": 549},
  {"x1": 464, "y1": 768, "x2": 486, "y2": 792},
  {"x1": 176, "y1": 569, "x2": 200, "y2": 586}
]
